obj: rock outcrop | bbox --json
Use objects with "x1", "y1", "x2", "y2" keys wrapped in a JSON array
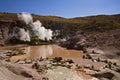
[
  {"x1": 63, "y1": 29, "x2": 120, "y2": 50},
  {"x1": 0, "y1": 20, "x2": 16, "y2": 46}
]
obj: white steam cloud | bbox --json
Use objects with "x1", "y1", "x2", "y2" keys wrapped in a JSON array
[
  {"x1": 17, "y1": 12, "x2": 33, "y2": 24},
  {"x1": 9, "y1": 27, "x2": 30, "y2": 41},
  {"x1": 9, "y1": 12, "x2": 53, "y2": 42},
  {"x1": 30, "y1": 20, "x2": 53, "y2": 40}
]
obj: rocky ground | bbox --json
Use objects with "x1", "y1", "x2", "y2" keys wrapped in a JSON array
[
  {"x1": 0, "y1": 47, "x2": 120, "y2": 80},
  {"x1": 0, "y1": 57, "x2": 98, "y2": 80},
  {"x1": 85, "y1": 51, "x2": 120, "y2": 80}
]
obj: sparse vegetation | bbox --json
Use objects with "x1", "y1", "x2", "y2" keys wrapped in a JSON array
[
  {"x1": 1, "y1": 12, "x2": 120, "y2": 34},
  {"x1": 30, "y1": 36, "x2": 51, "y2": 45}
]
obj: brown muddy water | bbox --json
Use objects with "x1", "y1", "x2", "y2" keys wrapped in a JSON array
[{"x1": 9, "y1": 45, "x2": 84, "y2": 61}]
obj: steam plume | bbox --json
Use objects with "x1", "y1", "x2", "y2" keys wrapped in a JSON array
[
  {"x1": 9, "y1": 27, "x2": 30, "y2": 41},
  {"x1": 9, "y1": 12, "x2": 53, "y2": 42},
  {"x1": 17, "y1": 12, "x2": 33, "y2": 24}
]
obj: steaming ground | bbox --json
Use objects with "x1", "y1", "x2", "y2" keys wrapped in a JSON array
[{"x1": 9, "y1": 12, "x2": 53, "y2": 42}]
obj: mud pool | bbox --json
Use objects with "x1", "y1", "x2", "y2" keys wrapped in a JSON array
[{"x1": 9, "y1": 45, "x2": 84, "y2": 61}]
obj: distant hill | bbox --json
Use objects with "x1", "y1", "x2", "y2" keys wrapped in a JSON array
[
  {"x1": 0, "y1": 12, "x2": 120, "y2": 32},
  {"x1": 0, "y1": 12, "x2": 120, "y2": 45}
]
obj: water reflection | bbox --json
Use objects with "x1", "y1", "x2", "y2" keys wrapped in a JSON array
[
  {"x1": 28, "y1": 45, "x2": 53, "y2": 58},
  {"x1": 10, "y1": 45, "x2": 83, "y2": 61}
]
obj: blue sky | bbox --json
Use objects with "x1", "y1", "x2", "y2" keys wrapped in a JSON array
[{"x1": 0, "y1": 0, "x2": 120, "y2": 18}]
